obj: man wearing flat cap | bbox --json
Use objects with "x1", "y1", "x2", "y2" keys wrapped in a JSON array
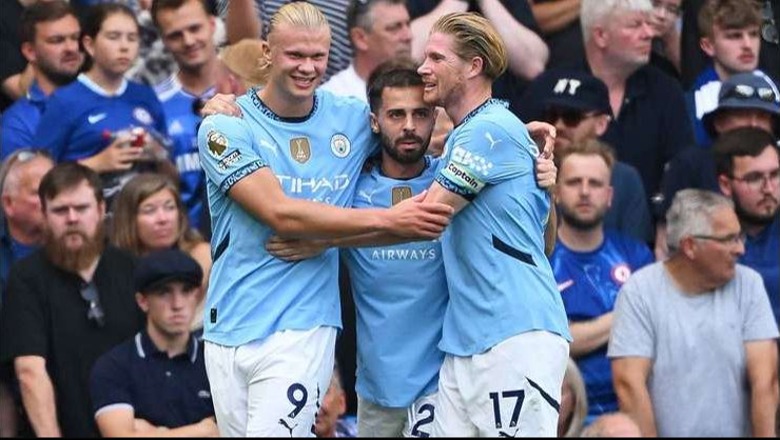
[{"x1": 89, "y1": 249, "x2": 218, "y2": 437}]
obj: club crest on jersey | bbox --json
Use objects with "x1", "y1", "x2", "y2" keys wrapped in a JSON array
[
  {"x1": 133, "y1": 107, "x2": 153, "y2": 125},
  {"x1": 290, "y1": 137, "x2": 311, "y2": 164},
  {"x1": 611, "y1": 263, "x2": 632, "y2": 285},
  {"x1": 330, "y1": 133, "x2": 351, "y2": 158},
  {"x1": 207, "y1": 130, "x2": 228, "y2": 158},
  {"x1": 391, "y1": 186, "x2": 413, "y2": 205}
]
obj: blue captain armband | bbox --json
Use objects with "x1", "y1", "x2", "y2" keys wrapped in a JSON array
[{"x1": 435, "y1": 160, "x2": 487, "y2": 201}]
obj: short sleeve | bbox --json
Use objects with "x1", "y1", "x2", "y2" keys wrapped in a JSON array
[
  {"x1": 197, "y1": 114, "x2": 268, "y2": 194},
  {"x1": 739, "y1": 269, "x2": 780, "y2": 342},
  {"x1": 607, "y1": 276, "x2": 655, "y2": 359},
  {"x1": 435, "y1": 120, "x2": 535, "y2": 200},
  {"x1": 89, "y1": 349, "x2": 135, "y2": 416},
  {"x1": 0, "y1": 265, "x2": 48, "y2": 362}
]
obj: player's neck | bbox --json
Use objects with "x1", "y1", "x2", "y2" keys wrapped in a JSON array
[
  {"x1": 380, "y1": 156, "x2": 426, "y2": 180},
  {"x1": 447, "y1": 81, "x2": 492, "y2": 126},
  {"x1": 146, "y1": 322, "x2": 190, "y2": 358},
  {"x1": 558, "y1": 222, "x2": 604, "y2": 252},
  {"x1": 176, "y1": 56, "x2": 218, "y2": 96},
  {"x1": 258, "y1": 84, "x2": 314, "y2": 118},
  {"x1": 85, "y1": 68, "x2": 125, "y2": 95}
]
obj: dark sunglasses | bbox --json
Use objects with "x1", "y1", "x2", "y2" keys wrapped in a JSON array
[
  {"x1": 79, "y1": 281, "x2": 105, "y2": 328},
  {"x1": 543, "y1": 108, "x2": 601, "y2": 127}
]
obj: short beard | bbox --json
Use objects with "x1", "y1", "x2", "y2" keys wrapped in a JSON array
[
  {"x1": 380, "y1": 133, "x2": 429, "y2": 165},
  {"x1": 733, "y1": 192, "x2": 779, "y2": 230},
  {"x1": 44, "y1": 222, "x2": 106, "y2": 274},
  {"x1": 38, "y1": 62, "x2": 79, "y2": 87},
  {"x1": 558, "y1": 203, "x2": 605, "y2": 231}
]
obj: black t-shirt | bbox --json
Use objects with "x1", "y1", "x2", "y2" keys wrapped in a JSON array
[
  {"x1": 0, "y1": 0, "x2": 27, "y2": 112},
  {"x1": 407, "y1": 0, "x2": 542, "y2": 105},
  {"x1": 0, "y1": 247, "x2": 144, "y2": 437},
  {"x1": 532, "y1": 0, "x2": 586, "y2": 71}
]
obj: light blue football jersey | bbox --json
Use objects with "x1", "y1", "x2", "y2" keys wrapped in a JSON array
[
  {"x1": 197, "y1": 89, "x2": 376, "y2": 347},
  {"x1": 434, "y1": 99, "x2": 572, "y2": 356},
  {"x1": 343, "y1": 157, "x2": 447, "y2": 408}
]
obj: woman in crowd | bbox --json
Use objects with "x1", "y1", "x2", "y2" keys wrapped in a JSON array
[
  {"x1": 111, "y1": 173, "x2": 211, "y2": 331},
  {"x1": 32, "y1": 3, "x2": 171, "y2": 203}
]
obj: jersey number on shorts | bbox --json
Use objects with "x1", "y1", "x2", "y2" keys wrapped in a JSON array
[
  {"x1": 410, "y1": 403, "x2": 434, "y2": 438},
  {"x1": 287, "y1": 383, "x2": 308, "y2": 419},
  {"x1": 489, "y1": 390, "x2": 525, "y2": 429}
]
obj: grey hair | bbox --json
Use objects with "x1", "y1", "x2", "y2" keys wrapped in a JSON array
[
  {"x1": 666, "y1": 189, "x2": 734, "y2": 253},
  {"x1": 580, "y1": 0, "x2": 653, "y2": 43}
]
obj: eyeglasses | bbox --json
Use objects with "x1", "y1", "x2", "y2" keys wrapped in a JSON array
[
  {"x1": 79, "y1": 281, "x2": 105, "y2": 328},
  {"x1": 729, "y1": 169, "x2": 780, "y2": 190},
  {"x1": 543, "y1": 108, "x2": 602, "y2": 127},
  {"x1": 692, "y1": 232, "x2": 746, "y2": 246},
  {"x1": 722, "y1": 84, "x2": 779, "y2": 103},
  {"x1": 651, "y1": 0, "x2": 681, "y2": 16},
  {"x1": 762, "y1": 0, "x2": 779, "y2": 44}
]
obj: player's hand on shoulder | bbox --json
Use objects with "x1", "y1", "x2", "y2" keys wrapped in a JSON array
[
  {"x1": 201, "y1": 93, "x2": 242, "y2": 118},
  {"x1": 526, "y1": 120, "x2": 556, "y2": 159},
  {"x1": 535, "y1": 155, "x2": 558, "y2": 190}
]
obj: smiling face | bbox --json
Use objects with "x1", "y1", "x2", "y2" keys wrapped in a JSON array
[
  {"x1": 417, "y1": 31, "x2": 469, "y2": 109},
  {"x1": 265, "y1": 22, "x2": 330, "y2": 103},
  {"x1": 156, "y1": 0, "x2": 216, "y2": 73}
]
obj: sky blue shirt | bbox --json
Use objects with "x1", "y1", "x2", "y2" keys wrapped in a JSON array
[
  {"x1": 434, "y1": 99, "x2": 571, "y2": 356},
  {"x1": 343, "y1": 157, "x2": 447, "y2": 407},
  {"x1": 155, "y1": 75, "x2": 214, "y2": 230},
  {"x1": 197, "y1": 89, "x2": 375, "y2": 347},
  {"x1": 549, "y1": 230, "x2": 653, "y2": 418}
]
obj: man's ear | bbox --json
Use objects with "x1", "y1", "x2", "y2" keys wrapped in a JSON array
[
  {"x1": 370, "y1": 112, "x2": 380, "y2": 133},
  {"x1": 350, "y1": 27, "x2": 370, "y2": 52},
  {"x1": 21, "y1": 41, "x2": 36, "y2": 64},
  {"x1": 135, "y1": 292, "x2": 150, "y2": 313},
  {"x1": 699, "y1": 36, "x2": 715, "y2": 58}
]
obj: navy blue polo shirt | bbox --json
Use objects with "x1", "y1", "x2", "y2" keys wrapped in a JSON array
[{"x1": 89, "y1": 331, "x2": 214, "y2": 428}]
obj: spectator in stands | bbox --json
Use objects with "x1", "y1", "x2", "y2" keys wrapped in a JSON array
[
  {"x1": 320, "y1": 0, "x2": 412, "y2": 100},
  {"x1": 580, "y1": 412, "x2": 642, "y2": 437},
  {"x1": 0, "y1": 162, "x2": 143, "y2": 437},
  {"x1": 314, "y1": 362, "x2": 356, "y2": 438},
  {"x1": 0, "y1": 0, "x2": 29, "y2": 111},
  {"x1": 647, "y1": 0, "x2": 682, "y2": 76},
  {"x1": 521, "y1": 0, "x2": 694, "y2": 220},
  {"x1": 89, "y1": 249, "x2": 217, "y2": 437},
  {"x1": 110, "y1": 173, "x2": 211, "y2": 332},
  {"x1": 558, "y1": 358, "x2": 589, "y2": 438},
  {"x1": 714, "y1": 128, "x2": 779, "y2": 322},
  {"x1": 609, "y1": 189, "x2": 778, "y2": 436},
  {"x1": 541, "y1": 70, "x2": 652, "y2": 242},
  {"x1": 152, "y1": 0, "x2": 219, "y2": 233},
  {"x1": 1, "y1": 0, "x2": 82, "y2": 160},
  {"x1": 656, "y1": 71, "x2": 779, "y2": 257},
  {"x1": 550, "y1": 139, "x2": 654, "y2": 421},
  {"x1": 680, "y1": 0, "x2": 779, "y2": 89},
  {"x1": 214, "y1": 38, "x2": 270, "y2": 94},
  {"x1": 0, "y1": 150, "x2": 54, "y2": 294},
  {"x1": 686, "y1": 0, "x2": 762, "y2": 148},
  {"x1": 32, "y1": 3, "x2": 171, "y2": 205}
]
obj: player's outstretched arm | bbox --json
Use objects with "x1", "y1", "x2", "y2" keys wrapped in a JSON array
[{"x1": 229, "y1": 168, "x2": 453, "y2": 240}]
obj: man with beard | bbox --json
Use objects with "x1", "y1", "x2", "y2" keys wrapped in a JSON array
[
  {"x1": 714, "y1": 127, "x2": 779, "y2": 322},
  {"x1": 548, "y1": 138, "x2": 653, "y2": 422},
  {"x1": 609, "y1": 189, "x2": 778, "y2": 436},
  {"x1": 0, "y1": 163, "x2": 143, "y2": 437},
  {"x1": 1, "y1": 0, "x2": 82, "y2": 159}
]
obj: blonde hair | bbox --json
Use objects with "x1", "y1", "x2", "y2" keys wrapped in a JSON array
[
  {"x1": 268, "y1": 1, "x2": 330, "y2": 39},
  {"x1": 431, "y1": 12, "x2": 507, "y2": 80},
  {"x1": 110, "y1": 173, "x2": 204, "y2": 256},
  {"x1": 562, "y1": 358, "x2": 589, "y2": 437},
  {"x1": 219, "y1": 38, "x2": 271, "y2": 88},
  {"x1": 557, "y1": 138, "x2": 616, "y2": 172}
]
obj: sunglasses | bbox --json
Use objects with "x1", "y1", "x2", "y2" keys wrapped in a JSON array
[
  {"x1": 79, "y1": 281, "x2": 105, "y2": 328},
  {"x1": 723, "y1": 84, "x2": 779, "y2": 103},
  {"x1": 543, "y1": 108, "x2": 602, "y2": 127}
]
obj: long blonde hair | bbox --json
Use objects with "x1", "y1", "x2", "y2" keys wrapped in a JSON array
[{"x1": 110, "y1": 173, "x2": 203, "y2": 255}]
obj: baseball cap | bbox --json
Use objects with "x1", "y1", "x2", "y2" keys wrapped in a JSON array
[
  {"x1": 134, "y1": 249, "x2": 203, "y2": 294},
  {"x1": 218, "y1": 38, "x2": 270, "y2": 88},
  {"x1": 543, "y1": 70, "x2": 613, "y2": 118},
  {"x1": 703, "y1": 72, "x2": 780, "y2": 137}
]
